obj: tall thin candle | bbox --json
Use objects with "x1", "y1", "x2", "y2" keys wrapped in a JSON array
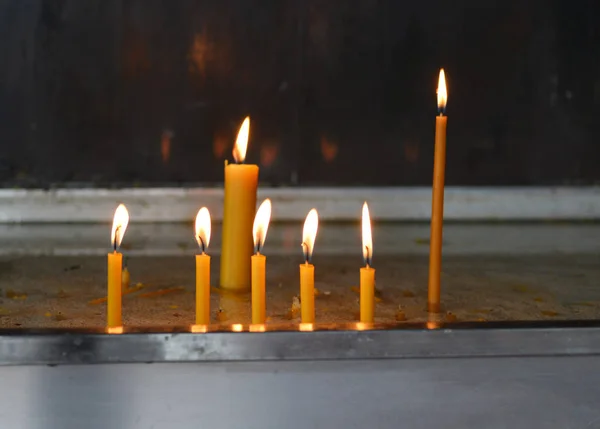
[{"x1": 428, "y1": 69, "x2": 448, "y2": 313}]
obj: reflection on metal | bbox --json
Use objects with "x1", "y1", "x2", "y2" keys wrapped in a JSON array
[{"x1": 1, "y1": 320, "x2": 600, "y2": 366}]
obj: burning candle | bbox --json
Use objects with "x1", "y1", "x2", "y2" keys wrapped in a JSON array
[
  {"x1": 251, "y1": 199, "x2": 272, "y2": 324},
  {"x1": 428, "y1": 69, "x2": 448, "y2": 313},
  {"x1": 220, "y1": 117, "x2": 259, "y2": 291},
  {"x1": 108, "y1": 204, "x2": 129, "y2": 328},
  {"x1": 300, "y1": 209, "x2": 319, "y2": 324},
  {"x1": 195, "y1": 207, "x2": 212, "y2": 325},
  {"x1": 360, "y1": 202, "x2": 375, "y2": 323}
]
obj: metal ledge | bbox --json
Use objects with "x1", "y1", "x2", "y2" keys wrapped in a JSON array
[
  {"x1": 2, "y1": 320, "x2": 600, "y2": 366},
  {"x1": 1, "y1": 186, "x2": 599, "y2": 222}
]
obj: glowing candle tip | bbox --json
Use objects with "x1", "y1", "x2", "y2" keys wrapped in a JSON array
[
  {"x1": 253, "y1": 199, "x2": 272, "y2": 254},
  {"x1": 110, "y1": 204, "x2": 129, "y2": 251},
  {"x1": 233, "y1": 116, "x2": 250, "y2": 163},
  {"x1": 437, "y1": 68, "x2": 447, "y2": 115},
  {"x1": 302, "y1": 208, "x2": 319, "y2": 263},
  {"x1": 362, "y1": 202, "x2": 373, "y2": 267},
  {"x1": 194, "y1": 207, "x2": 211, "y2": 253}
]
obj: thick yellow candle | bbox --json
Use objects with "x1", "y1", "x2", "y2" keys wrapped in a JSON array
[
  {"x1": 360, "y1": 202, "x2": 375, "y2": 323},
  {"x1": 428, "y1": 69, "x2": 448, "y2": 314},
  {"x1": 251, "y1": 199, "x2": 272, "y2": 324},
  {"x1": 221, "y1": 117, "x2": 259, "y2": 291},
  {"x1": 300, "y1": 209, "x2": 319, "y2": 324},
  {"x1": 195, "y1": 207, "x2": 212, "y2": 325},
  {"x1": 107, "y1": 204, "x2": 129, "y2": 328}
]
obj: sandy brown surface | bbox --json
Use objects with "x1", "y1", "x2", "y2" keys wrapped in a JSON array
[{"x1": 0, "y1": 253, "x2": 599, "y2": 328}]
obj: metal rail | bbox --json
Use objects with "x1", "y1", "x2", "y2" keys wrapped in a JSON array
[{"x1": 2, "y1": 320, "x2": 600, "y2": 366}]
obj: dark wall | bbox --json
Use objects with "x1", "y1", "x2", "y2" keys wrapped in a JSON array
[{"x1": 1, "y1": 0, "x2": 599, "y2": 187}]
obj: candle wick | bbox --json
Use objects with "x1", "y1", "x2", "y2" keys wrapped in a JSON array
[
  {"x1": 199, "y1": 236, "x2": 206, "y2": 253},
  {"x1": 113, "y1": 225, "x2": 121, "y2": 251},
  {"x1": 301, "y1": 242, "x2": 310, "y2": 264},
  {"x1": 364, "y1": 245, "x2": 372, "y2": 267}
]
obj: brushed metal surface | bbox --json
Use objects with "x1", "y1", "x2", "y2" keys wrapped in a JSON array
[
  {"x1": 1, "y1": 321, "x2": 600, "y2": 366},
  {"x1": 1, "y1": 357, "x2": 599, "y2": 429}
]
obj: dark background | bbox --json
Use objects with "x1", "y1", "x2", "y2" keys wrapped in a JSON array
[{"x1": 0, "y1": 0, "x2": 599, "y2": 188}]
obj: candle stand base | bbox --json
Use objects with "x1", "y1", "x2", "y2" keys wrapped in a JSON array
[{"x1": 1, "y1": 322, "x2": 600, "y2": 429}]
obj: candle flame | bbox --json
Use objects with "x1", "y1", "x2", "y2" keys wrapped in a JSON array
[
  {"x1": 437, "y1": 69, "x2": 447, "y2": 114},
  {"x1": 233, "y1": 116, "x2": 250, "y2": 163},
  {"x1": 194, "y1": 207, "x2": 211, "y2": 253},
  {"x1": 301, "y1": 208, "x2": 319, "y2": 263},
  {"x1": 110, "y1": 204, "x2": 129, "y2": 251},
  {"x1": 253, "y1": 198, "x2": 272, "y2": 253},
  {"x1": 362, "y1": 202, "x2": 373, "y2": 267}
]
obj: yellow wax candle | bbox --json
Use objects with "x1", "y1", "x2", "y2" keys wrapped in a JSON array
[
  {"x1": 251, "y1": 199, "x2": 272, "y2": 324},
  {"x1": 221, "y1": 117, "x2": 259, "y2": 291},
  {"x1": 107, "y1": 251, "x2": 122, "y2": 327},
  {"x1": 251, "y1": 254, "x2": 266, "y2": 323},
  {"x1": 108, "y1": 204, "x2": 129, "y2": 328},
  {"x1": 428, "y1": 69, "x2": 448, "y2": 314},
  {"x1": 195, "y1": 207, "x2": 212, "y2": 325},
  {"x1": 360, "y1": 202, "x2": 375, "y2": 323},
  {"x1": 300, "y1": 209, "x2": 319, "y2": 324},
  {"x1": 360, "y1": 267, "x2": 375, "y2": 322},
  {"x1": 300, "y1": 263, "x2": 315, "y2": 323}
]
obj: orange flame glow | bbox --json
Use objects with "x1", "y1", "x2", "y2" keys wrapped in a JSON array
[
  {"x1": 253, "y1": 199, "x2": 272, "y2": 253},
  {"x1": 437, "y1": 69, "x2": 447, "y2": 113},
  {"x1": 302, "y1": 209, "x2": 319, "y2": 262},
  {"x1": 110, "y1": 204, "x2": 129, "y2": 251},
  {"x1": 362, "y1": 202, "x2": 373, "y2": 266},
  {"x1": 233, "y1": 116, "x2": 250, "y2": 163},
  {"x1": 194, "y1": 207, "x2": 211, "y2": 253}
]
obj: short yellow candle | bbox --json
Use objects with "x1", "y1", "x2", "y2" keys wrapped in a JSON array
[
  {"x1": 300, "y1": 209, "x2": 319, "y2": 324},
  {"x1": 360, "y1": 202, "x2": 375, "y2": 323},
  {"x1": 251, "y1": 199, "x2": 272, "y2": 324},
  {"x1": 107, "y1": 204, "x2": 129, "y2": 328},
  {"x1": 221, "y1": 117, "x2": 259, "y2": 291},
  {"x1": 194, "y1": 207, "x2": 212, "y2": 325},
  {"x1": 251, "y1": 254, "x2": 266, "y2": 323},
  {"x1": 428, "y1": 69, "x2": 448, "y2": 314}
]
